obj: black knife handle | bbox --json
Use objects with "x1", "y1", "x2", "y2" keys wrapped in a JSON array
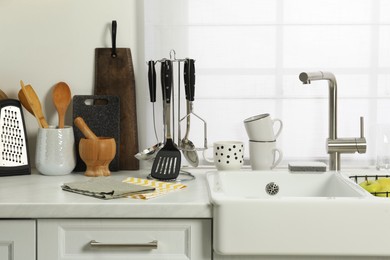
[
  {"x1": 184, "y1": 59, "x2": 195, "y2": 101},
  {"x1": 147, "y1": 60, "x2": 156, "y2": 102},
  {"x1": 160, "y1": 61, "x2": 166, "y2": 101},
  {"x1": 163, "y1": 60, "x2": 173, "y2": 104}
]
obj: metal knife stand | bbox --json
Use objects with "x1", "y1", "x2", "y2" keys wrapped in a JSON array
[{"x1": 148, "y1": 50, "x2": 207, "y2": 180}]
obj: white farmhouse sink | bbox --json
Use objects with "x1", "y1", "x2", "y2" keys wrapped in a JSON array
[
  {"x1": 210, "y1": 171, "x2": 364, "y2": 198},
  {"x1": 207, "y1": 170, "x2": 390, "y2": 256}
]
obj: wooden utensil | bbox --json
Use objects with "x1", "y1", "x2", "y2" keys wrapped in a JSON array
[
  {"x1": 79, "y1": 137, "x2": 116, "y2": 177},
  {"x1": 0, "y1": 89, "x2": 8, "y2": 100},
  {"x1": 18, "y1": 89, "x2": 34, "y2": 115},
  {"x1": 74, "y1": 117, "x2": 98, "y2": 139},
  {"x1": 19, "y1": 80, "x2": 48, "y2": 128},
  {"x1": 52, "y1": 82, "x2": 71, "y2": 128},
  {"x1": 94, "y1": 20, "x2": 139, "y2": 170}
]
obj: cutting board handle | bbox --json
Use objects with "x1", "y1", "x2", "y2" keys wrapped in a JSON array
[{"x1": 111, "y1": 20, "x2": 117, "y2": 58}]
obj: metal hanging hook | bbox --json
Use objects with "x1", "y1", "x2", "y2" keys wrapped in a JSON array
[
  {"x1": 111, "y1": 20, "x2": 117, "y2": 58},
  {"x1": 146, "y1": 60, "x2": 157, "y2": 65},
  {"x1": 169, "y1": 49, "x2": 176, "y2": 60}
]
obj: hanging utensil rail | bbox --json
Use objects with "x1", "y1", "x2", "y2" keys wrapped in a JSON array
[{"x1": 146, "y1": 50, "x2": 207, "y2": 153}]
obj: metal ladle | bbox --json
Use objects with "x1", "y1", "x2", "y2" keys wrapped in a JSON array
[
  {"x1": 180, "y1": 59, "x2": 199, "y2": 167},
  {"x1": 135, "y1": 60, "x2": 163, "y2": 161},
  {"x1": 135, "y1": 142, "x2": 163, "y2": 161}
]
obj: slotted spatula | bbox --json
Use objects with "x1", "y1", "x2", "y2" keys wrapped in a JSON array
[{"x1": 151, "y1": 60, "x2": 181, "y2": 180}]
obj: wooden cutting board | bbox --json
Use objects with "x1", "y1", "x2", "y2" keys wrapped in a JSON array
[{"x1": 94, "y1": 47, "x2": 139, "y2": 170}]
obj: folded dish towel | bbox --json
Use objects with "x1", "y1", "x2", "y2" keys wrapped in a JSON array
[
  {"x1": 123, "y1": 177, "x2": 187, "y2": 200},
  {"x1": 61, "y1": 177, "x2": 155, "y2": 200}
]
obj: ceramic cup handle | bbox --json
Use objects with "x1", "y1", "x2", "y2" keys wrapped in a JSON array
[
  {"x1": 272, "y1": 119, "x2": 283, "y2": 139},
  {"x1": 202, "y1": 146, "x2": 214, "y2": 163},
  {"x1": 271, "y1": 148, "x2": 283, "y2": 169}
]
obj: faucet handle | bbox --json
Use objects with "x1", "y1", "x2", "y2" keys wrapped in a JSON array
[
  {"x1": 360, "y1": 116, "x2": 365, "y2": 138},
  {"x1": 357, "y1": 116, "x2": 367, "y2": 154},
  {"x1": 327, "y1": 116, "x2": 367, "y2": 154}
]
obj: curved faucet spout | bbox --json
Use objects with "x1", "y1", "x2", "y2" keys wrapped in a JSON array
[
  {"x1": 299, "y1": 71, "x2": 337, "y2": 140},
  {"x1": 299, "y1": 71, "x2": 336, "y2": 85}
]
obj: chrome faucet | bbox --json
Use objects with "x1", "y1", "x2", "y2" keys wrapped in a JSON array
[{"x1": 299, "y1": 71, "x2": 367, "y2": 171}]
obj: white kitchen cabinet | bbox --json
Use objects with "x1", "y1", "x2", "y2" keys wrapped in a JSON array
[
  {"x1": 37, "y1": 219, "x2": 212, "y2": 260},
  {"x1": 213, "y1": 254, "x2": 390, "y2": 260},
  {"x1": 0, "y1": 220, "x2": 36, "y2": 260}
]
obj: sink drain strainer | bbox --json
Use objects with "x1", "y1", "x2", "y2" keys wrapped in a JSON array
[{"x1": 265, "y1": 182, "x2": 279, "y2": 195}]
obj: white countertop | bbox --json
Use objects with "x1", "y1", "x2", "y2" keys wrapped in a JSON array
[
  {"x1": 0, "y1": 169, "x2": 212, "y2": 219},
  {"x1": 1, "y1": 166, "x2": 386, "y2": 219}
]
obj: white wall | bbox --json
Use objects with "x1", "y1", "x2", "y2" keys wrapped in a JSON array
[{"x1": 0, "y1": 0, "x2": 142, "y2": 164}]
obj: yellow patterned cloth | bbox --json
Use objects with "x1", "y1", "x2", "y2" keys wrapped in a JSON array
[{"x1": 122, "y1": 177, "x2": 187, "y2": 200}]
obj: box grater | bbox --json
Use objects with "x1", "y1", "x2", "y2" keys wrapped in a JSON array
[{"x1": 0, "y1": 99, "x2": 30, "y2": 176}]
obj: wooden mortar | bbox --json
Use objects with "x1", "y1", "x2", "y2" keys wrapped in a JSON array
[
  {"x1": 74, "y1": 117, "x2": 116, "y2": 177},
  {"x1": 79, "y1": 137, "x2": 116, "y2": 177}
]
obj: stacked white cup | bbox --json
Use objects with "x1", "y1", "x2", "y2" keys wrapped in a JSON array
[{"x1": 244, "y1": 114, "x2": 283, "y2": 170}]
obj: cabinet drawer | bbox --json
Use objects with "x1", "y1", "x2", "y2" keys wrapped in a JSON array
[
  {"x1": 0, "y1": 220, "x2": 36, "y2": 260},
  {"x1": 38, "y1": 219, "x2": 211, "y2": 260}
]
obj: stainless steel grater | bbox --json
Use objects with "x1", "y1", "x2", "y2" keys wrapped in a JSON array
[{"x1": 0, "y1": 99, "x2": 30, "y2": 176}]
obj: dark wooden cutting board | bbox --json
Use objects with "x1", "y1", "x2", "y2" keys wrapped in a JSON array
[{"x1": 94, "y1": 47, "x2": 139, "y2": 170}]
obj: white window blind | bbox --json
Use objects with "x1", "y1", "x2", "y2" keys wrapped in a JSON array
[{"x1": 141, "y1": 0, "x2": 390, "y2": 167}]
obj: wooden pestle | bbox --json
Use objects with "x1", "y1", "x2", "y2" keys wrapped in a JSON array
[{"x1": 74, "y1": 117, "x2": 98, "y2": 139}]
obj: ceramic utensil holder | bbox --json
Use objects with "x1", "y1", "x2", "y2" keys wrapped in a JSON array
[{"x1": 35, "y1": 126, "x2": 76, "y2": 175}]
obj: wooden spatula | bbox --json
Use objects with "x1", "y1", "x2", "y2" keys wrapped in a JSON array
[{"x1": 20, "y1": 80, "x2": 48, "y2": 128}]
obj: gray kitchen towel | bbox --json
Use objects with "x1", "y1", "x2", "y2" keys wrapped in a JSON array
[{"x1": 61, "y1": 177, "x2": 155, "y2": 200}]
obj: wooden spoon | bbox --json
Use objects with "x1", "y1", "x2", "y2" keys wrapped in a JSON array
[
  {"x1": 52, "y1": 82, "x2": 71, "y2": 128},
  {"x1": 0, "y1": 89, "x2": 8, "y2": 100},
  {"x1": 18, "y1": 89, "x2": 34, "y2": 115},
  {"x1": 74, "y1": 117, "x2": 98, "y2": 139},
  {"x1": 20, "y1": 80, "x2": 49, "y2": 128}
]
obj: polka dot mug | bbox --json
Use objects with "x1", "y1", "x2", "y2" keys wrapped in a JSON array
[{"x1": 203, "y1": 141, "x2": 244, "y2": 170}]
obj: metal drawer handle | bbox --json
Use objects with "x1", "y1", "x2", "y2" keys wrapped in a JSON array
[{"x1": 89, "y1": 240, "x2": 158, "y2": 249}]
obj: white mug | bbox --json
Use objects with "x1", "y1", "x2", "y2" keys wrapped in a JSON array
[
  {"x1": 244, "y1": 113, "x2": 283, "y2": 141},
  {"x1": 35, "y1": 126, "x2": 76, "y2": 175},
  {"x1": 203, "y1": 141, "x2": 244, "y2": 171},
  {"x1": 249, "y1": 140, "x2": 282, "y2": 170}
]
